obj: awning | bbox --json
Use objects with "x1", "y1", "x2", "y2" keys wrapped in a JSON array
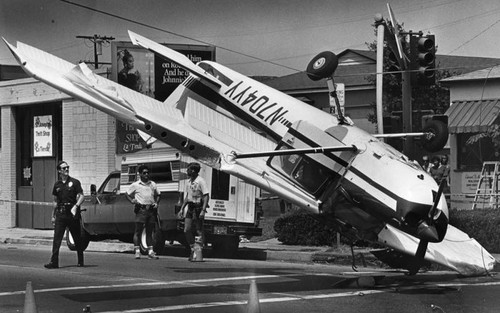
[{"x1": 445, "y1": 99, "x2": 500, "y2": 133}]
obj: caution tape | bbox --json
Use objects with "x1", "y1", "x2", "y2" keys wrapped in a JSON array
[{"x1": 0, "y1": 199, "x2": 56, "y2": 207}]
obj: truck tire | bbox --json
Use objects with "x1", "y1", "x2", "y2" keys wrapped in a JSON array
[
  {"x1": 211, "y1": 235, "x2": 239, "y2": 257},
  {"x1": 65, "y1": 222, "x2": 90, "y2": 252},
  {"x1": 139, "y1": 221, "x2": 165, "y2": 255}
]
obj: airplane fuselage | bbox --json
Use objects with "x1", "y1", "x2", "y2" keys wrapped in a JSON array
[{"x1": 196, "y1": 60, "x2": 449, "y2": 243}]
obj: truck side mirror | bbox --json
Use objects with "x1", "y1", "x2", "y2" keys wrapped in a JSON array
[{"x1": 90, "y1": 184, "x2": 97, "y2": 196}]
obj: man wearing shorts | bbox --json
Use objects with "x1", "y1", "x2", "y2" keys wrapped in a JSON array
[{"x1": 126, "y1": 165, "x2": 161, "y2": 259}]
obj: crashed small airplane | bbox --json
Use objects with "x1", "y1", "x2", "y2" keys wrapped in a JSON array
[{"x1": 3, "y1": 31, "x2": 496, "y2": 276}]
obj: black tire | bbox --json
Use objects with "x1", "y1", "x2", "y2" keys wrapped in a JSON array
[
  {"x1": 422, "y1": 119, "x2": 448, "y2": 153},
  {"x1": 139, "y1": 220, "x2": 165, "y2": 255},
  {"x1": 65, "y1": 221, "x2": 90, "y2": 252},
  {"x1": 306, "y1": 51, "x2": 339, "y2": 81},
  {"x1": 211, "y1": 235, "x2": 239, "y2": 257}
]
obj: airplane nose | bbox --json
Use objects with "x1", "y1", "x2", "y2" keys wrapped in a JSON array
[{"x1": 416, "y1": 220, "x2": 440, "y2": 242}]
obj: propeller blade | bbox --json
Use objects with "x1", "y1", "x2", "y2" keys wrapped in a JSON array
[
  {"x1": 415, "y1": 240, "x2": 429, "y2": 260},
  {"x1": 408, "y1": 240, "x2": 429, "y2": 275},
  {"x1": 429, "y1": 179, "x2": 446, "y2": 219}
]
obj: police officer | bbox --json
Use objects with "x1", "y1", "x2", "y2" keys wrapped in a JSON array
[{"x1": 44, "y1": 161, "x2": 85, "y2": 269}]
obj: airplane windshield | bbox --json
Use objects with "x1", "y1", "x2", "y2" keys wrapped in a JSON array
[{"x1": 269, "y1": 146, "x2": 330, "y2": 195}]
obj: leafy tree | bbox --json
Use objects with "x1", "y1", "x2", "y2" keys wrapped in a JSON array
[{"x1": 466, "y1": 124, "x2": 500, "y2": 150}]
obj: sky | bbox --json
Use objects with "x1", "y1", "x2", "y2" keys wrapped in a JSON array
[{"x1": 1, "y1": 0, "x2": 500, "y2": 77}]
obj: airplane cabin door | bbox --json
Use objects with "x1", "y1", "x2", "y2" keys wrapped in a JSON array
[{"x1": 208, "y1": 169, "x2": 237, "y2": 220}]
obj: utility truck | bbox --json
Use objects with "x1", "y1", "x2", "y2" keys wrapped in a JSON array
[{"x1": 67, "y1": 149, "x2": 262, "y2": 256}]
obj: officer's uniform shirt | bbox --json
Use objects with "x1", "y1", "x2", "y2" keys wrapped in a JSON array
[{"x1": 52, "y1": 176, "x2": 83, "y2": 206}]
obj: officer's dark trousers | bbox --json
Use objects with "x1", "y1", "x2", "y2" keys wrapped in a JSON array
[{"x1": 50, "y1": 212, "x2": 84, "y2": 266}]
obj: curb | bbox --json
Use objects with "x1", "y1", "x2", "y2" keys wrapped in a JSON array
[{"x1": 2, "y1": 236, "x2": 363, "y2": 266}]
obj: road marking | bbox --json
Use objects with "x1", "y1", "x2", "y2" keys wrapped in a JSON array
[
  {"x1": 97, "y1": 290, "x2": 387, "y2": 313},
  {"x1": 2, "y1": 270, "x2": 500, "y2": 313},
  {"x1": 91, "y1": 281, "x2": 500, "y2": 313},
  {"x1": 0, "y1": 274, "x2": 292, "y2": 297}
]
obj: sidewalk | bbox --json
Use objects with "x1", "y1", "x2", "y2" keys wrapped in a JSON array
[{"x1": 0, "y1": 227, "x2": 377, "y2": 267}]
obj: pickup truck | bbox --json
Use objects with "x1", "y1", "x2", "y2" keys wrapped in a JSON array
[{"x1": 66, "y1": 170, "x2": 262, "y2": 256}]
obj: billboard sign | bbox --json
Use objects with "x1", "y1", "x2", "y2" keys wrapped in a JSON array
[{"x1": 111, "y1": 41, "x2": 216, "y2": 154}]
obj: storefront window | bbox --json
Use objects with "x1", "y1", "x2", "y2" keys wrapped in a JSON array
[{"x1": 457, "y1": 133, "x2": 499, "y2": 171}]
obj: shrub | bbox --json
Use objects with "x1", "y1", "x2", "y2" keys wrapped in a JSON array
[
  {"x1": 449, "y1": 208, "x2": 500, "y2": 253},
  {"x1": 274, "y1": 210, "x2": 346, "y2": 246},
  {"x1": 274, "y1": 208, "x2": 500, "y2": 253}
]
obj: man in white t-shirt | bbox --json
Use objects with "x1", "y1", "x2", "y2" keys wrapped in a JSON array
[
  {"x1": 178, "y1": 162, "x2": 209, "y2": 260},
  {"x1": 126, "y1": 165, "x2": 161, "y2": 260}
]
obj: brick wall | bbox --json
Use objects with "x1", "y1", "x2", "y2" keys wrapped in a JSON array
[
  {"x1": 0, "y1": 106, "x2": 17, "y2": 227},
  {"x1": 62, "y1": 99, "x2": 117, "y2": 194}
]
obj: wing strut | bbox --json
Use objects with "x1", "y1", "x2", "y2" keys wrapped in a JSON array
[{"x1": 232, "y1": 145, "x2": 357, "y2": 159}]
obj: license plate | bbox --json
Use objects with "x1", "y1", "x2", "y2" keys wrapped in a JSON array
[{"x1": 213, "y1": 226, "x2": 227, "y2": 235}]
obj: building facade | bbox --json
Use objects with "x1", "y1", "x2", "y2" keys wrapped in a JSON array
[
  {"x1": 0, "y1": 78, "x2": 116, "y2": 228},
  {"x1": 442, "y1": 66, "x2": 500, "y2": 210}
]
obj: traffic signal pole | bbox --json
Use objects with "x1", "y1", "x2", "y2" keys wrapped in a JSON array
[
  {"x1": 375, "y1": 14, "x2": 385, "y2": 136},
  {"x1": 402, "y1": 70, "x2": 413, "y2": 157}
]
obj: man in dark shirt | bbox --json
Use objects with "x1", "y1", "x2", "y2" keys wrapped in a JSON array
[{"x1": 44, "y1": 161, "x2": 85, "y2": 269}]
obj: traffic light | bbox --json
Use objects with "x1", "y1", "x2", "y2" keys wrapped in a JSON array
[{"x1": 409, "y1": 34, "x2": 436, "y2": 85}]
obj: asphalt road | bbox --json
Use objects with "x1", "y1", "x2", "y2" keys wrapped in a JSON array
[{"x1": 1, "y1": 244, "x2": 500, "y2": 313}]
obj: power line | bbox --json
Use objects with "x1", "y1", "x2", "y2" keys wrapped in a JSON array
[
  {"x1": 448, "y1": 18, "x2": 500, "y2": 54},
  {"x1": 60, "y1": 0, "x2": 302, "y2": 73},
  {"x1": 76, "y1": 34, "x2": 115, "y2": 69},
  {"x1": 60, "y1": 0, "x2": 500, "y2": 78}
]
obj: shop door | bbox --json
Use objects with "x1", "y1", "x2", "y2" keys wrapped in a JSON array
[
  {"x1": 32, "y1": 158, "x2": 57, "y2": 228},
  {"x1": 16, "y1": 103, "x2": 62, "y2": 229}
]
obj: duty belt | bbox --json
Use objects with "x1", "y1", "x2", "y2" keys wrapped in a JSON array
[
  {"x1": 56, "y1": 203, "x2": 75, "y2": 213},
  {"x1": 57, "y1": 203, "x2": 74, "y2": 207},
  {"x1": 136, "y1": 204, "x2": 155, "y2": 210}
]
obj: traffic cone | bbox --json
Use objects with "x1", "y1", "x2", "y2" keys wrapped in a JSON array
[
  {"x1": 246, "y1": 279, "x2": 261, "y2": 313},
  {"x1": 23, "y1": 281, "x2": 38, "y2": 313},
  {"x1": 191, "y1": 237, "x2": 204, "y2": 262}
]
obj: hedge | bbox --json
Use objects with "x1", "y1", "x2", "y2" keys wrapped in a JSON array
[
  {"x1": 274, "y1": 208, "x2": 500, "y2": 253},
  {"x1": 449, "y1": 208, "x2": 500, "y2": 253}
]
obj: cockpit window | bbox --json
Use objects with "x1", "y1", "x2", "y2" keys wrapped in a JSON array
[{"x1": 269, "y1": 145, "x2": 330, "y2": 195}]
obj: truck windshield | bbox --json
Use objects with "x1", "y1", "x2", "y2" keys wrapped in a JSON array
[{"x1": 100, "y1": 175, "x2": 120, "y2": 194}]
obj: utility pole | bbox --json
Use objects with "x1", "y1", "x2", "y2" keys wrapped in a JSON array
[{"x1": 76, "y1": 34, "x2": 115, "y2": 69}]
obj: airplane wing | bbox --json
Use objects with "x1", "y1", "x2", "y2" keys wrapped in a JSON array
[
  {"x1": 4, "y1": 38, "x2": 319, "y2": 212},
  {"x1": 378, "y1": 224, "x2": 496, "y2": 276}
]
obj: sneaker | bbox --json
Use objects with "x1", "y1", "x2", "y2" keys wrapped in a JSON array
[
  {"x1": 148, "y1": 252, "x2": 159, "y2": 259},
  {"x1": 135, "y1": 250, "x2": 141, "y2": 259},
  {"x1": 44, "y1": 262, "x2": 58, "y2": 269},
  {"x1": 77, "y1": 263, "x2": 84, "y2": 267}
]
